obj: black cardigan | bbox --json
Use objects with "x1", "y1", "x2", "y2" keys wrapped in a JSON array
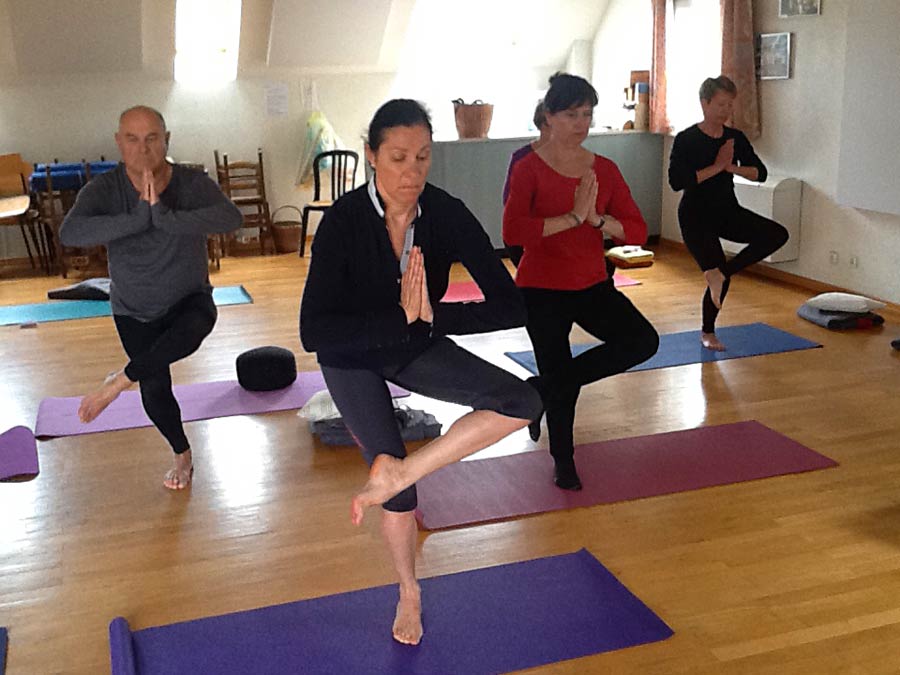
[{"x1": 300, "y1": 182, "x2": 525, "y2": 369}]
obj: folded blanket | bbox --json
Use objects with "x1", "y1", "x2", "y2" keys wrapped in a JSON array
[
  {"x1": 311, "y1": 408, "x2": 441, "y2": 446},
  {"x1": 797, "y1": 302, "x2": 884, "y2": 330},
  {"x1": 47, "y1": 277, "x2": 111, "y2": 301}
]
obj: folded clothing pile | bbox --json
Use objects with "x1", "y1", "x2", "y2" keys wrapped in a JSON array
[
  {"x1": 606, "y1": 245, "x2": 654, "y2": 268},
  {"x1": 797, "y1": 292, "x2": 885, "y2": 330},
  {"x1": 311, "y1": 407, "x2": 442, "y2": 446}
]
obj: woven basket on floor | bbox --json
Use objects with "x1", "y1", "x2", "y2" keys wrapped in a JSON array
[{"x1": 452, "y1": 99, "x2": 493, "y2": 139}]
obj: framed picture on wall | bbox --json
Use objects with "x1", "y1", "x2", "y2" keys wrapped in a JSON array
[
  {"x1": 779, "y1": 0, "x2": 820, "y2": 17},
  {"x1": 758, "y1": 32, "x2": 791, "y2": 80}
]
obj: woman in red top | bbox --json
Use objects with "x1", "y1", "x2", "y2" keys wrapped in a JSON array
[{"x1": 503, "y1": 73, "x2": 659, "y2": 490}]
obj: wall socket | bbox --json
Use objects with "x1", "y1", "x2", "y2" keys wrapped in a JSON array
[
  {"x1": 850, "y1": 255, "x2": 859, "y2": 268},
  {"x1": 829, "y1": 250, "x2": 839, "y2": 265}
]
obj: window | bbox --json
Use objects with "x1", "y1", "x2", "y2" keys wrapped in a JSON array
[
  {"x1": 666, "y1": 0, "x2": 722, "y2": 133},
  {"x1": 174, "y1": 0, "x2": 242, "y2": 86}
]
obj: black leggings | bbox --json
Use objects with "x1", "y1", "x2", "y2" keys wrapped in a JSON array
[
  {"x1": 679, "y1": 201, "x2": 789, "y2": 333},
  {"x1": 322, "y1": 337, "x2": 542, "y2": 513},
  {"x1": 522, "y1": 282, "x2": 659, "y2": 463},
  {"x1": 113, "y1": 292, "x2": 217, "y2": 454}
]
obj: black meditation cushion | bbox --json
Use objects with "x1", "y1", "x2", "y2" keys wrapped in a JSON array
[{"x1": 236, "y1": 346, "x2": 297, "y2": 391}]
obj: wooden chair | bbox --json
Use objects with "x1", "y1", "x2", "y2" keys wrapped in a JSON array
[
  {"x1": 0, "y1": 154, "x2": 48, "y2": 272},
  {"x1": 214, "y1": 148, "x2": 274, "y2": 255},
  {"x1": 298, "y1": 150, "x2": 359, "y2": 257}
]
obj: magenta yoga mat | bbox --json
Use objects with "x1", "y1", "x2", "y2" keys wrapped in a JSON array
[
  {"x1": 415, "y1": 421, "x2": 837, "y2": 530},
  {"x1": 0, "y1": 426, "x2": 39, "y2": 480},
  {"x1": 34, "y1": 373, "x2": 408, "y2": 439},
  {"x1": 440, "y1": 274, "x2": 639, "y2": 303}
]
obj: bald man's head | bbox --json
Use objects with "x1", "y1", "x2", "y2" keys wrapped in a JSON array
[{"x1": 115, "y1": 105, "x2": 170, "y2": 174}]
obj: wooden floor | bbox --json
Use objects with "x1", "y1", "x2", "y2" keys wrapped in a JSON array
[{"x1": 1, "y1": 247, "x2": 899, "y2": 674}]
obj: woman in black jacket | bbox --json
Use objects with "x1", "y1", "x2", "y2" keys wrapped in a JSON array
[{"x1": 300, "y1": 99, "x2": 541, "y2": 647}]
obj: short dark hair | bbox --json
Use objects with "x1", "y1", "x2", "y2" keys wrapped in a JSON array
[
  {"x1": 543, "y1": 72, "x2": 599, "y2": 114},
  {"x1": 367, "y1": 99, "x2": 433, "y2": 151},
  {"x1": 533, "y1": 100, "x2": 546, "y2": 129},
  {"x1": 119, "y1": 105, "x2": 167, "y2": 131},
  {"x1": 699, "y1": 76, "x2": 737, "y2": 101}
]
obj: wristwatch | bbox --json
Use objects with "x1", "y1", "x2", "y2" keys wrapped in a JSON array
[{"x1": 593, "y1": 216, "x2": 606, "y2": 229}]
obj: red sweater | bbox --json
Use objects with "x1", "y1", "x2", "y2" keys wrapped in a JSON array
[{"x1": 502, "y1": 152, "x2": 647, "y2": 290}]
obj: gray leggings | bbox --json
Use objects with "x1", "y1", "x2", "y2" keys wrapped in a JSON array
[{"x1": 322, "y1": 337, "x2": 542, "y2": 512}]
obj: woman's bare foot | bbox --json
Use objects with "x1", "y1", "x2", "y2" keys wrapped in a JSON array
[
  {"x1": 701, "y1": 332, "x2": 726, "y2": 351},
  {"x1": 393, "y1": 585, "x2": 423, "y2": 645},
  {"x1": 704, "y1": 268, "x2": 727, "y2": 309},
  {"x1": 164, "y1": 450, "x2": 193, "y2": 490},
  {"x1": 350, "y1": 454, "x2": 406, "y2": 526},
  {"x1": 78, "y1": 370, "x2": 133, "y2": 423}
]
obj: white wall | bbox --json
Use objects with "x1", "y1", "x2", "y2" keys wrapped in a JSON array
[
  {"x1": 0, "y1": 68, "x2": 394, "y2": 258},
  {"x1": 661, "y1": 0, "x2": 900, "y2": 303},
  {"x1": 590, "y1": 0, "x2": 652, "y2": 129}
]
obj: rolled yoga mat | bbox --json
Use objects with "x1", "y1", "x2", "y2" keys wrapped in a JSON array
[
  {"x1": 34, "y1": 372, "x2": 409, "y2": 439},
  {"x1": 415, "y1": 421, "x2": 837, "y2": 530},
  {"x1": 0, "y1": 286, "x2": 252, "y2": 327},
  {"x1": 505, "y1": 322, "x2": 821, "y2": 375},
  {"x1": 108, "y1": 548, "x2": 672, "y2": 675},
  {"x1": 0, "y1": 426, "x2": 39, "y2": 480},
  {"x1": 1, "y1": 626, "x2": 7, "y2": 674},
  {"x1": 440, "y1": 274, "x2": 639, "y2": 303}
]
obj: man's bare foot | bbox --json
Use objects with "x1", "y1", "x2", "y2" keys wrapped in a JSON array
[
  {"x1": 393, "y1": 585, "x2": 423, "y2": 645},
  {"x1": 350, "y1": 454, "x2": 406, "y2": 526},
  {"x1": 78, "y1": 370, "x2": 133, "y2": 423},
  {"x1": 701, "y1": 332, "x2": 726, "y2": 351},
  {"x1": 164, "y1": 450, "x2": 193, "y2": 490},
  {"x1": 704, "y1": 268, "x2": 727, "y2": 309}
]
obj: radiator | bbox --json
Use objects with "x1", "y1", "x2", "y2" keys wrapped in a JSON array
[{"x1": 725, "y1": 175, "x2": 802, "y2": 263}]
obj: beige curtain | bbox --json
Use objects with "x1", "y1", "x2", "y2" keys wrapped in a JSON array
[
  {"x1": 721, "y1": 0, "x2": 760, "y2": 139},
  {"x1": 650, "y1": 0, "x2": 671, "y2": 134}
]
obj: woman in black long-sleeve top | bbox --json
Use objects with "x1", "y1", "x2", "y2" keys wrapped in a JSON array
[
  {"x1": 300, "y1": 99, "x2": 541, "y2": 647},
  {"x1": 668, "y1": 76, "x2": 788, "y2": 350}
]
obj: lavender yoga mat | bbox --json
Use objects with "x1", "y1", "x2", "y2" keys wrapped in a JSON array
[
  {"x1": 0, "y1": 426, "x2": 39, "y2": 480},
  {"x1": 441, "y1": 274, "x2": 639, "y2": 303},
  {"x1": 109, "y1": 549, "x2": 672, "y2": 675},
  {"x1": 416, "y1": 421, "x2": 837, "y2": 530},
  {"x1": 35, "y1": 373, "x2": 408, "y2": 439}
]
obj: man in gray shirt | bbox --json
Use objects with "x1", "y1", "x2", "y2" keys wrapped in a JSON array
[{"x1": 60, "y1": 105, "x2": 242, "y2": 489}]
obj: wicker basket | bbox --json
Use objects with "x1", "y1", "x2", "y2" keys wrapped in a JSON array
[
  {"x1": 271, "y1": 205, "x2": 302, "y2": 254},
  {"x1": 452, "y1": 99, "x2": 493, "y2": 139}
]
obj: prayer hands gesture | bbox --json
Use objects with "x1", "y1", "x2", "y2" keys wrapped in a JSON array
[
  {"x1": 572, "y1": 170, "x2": 598, "y2": 223},
  {"x1": 715, "y1": 139, "x2": 735, "y2": 173},
  {"x1": 400, "y1": 246, "x2": 433, "y2": 324},
  {"x1": 139, "y1": 168, "x2": 159, "y2": 206}
]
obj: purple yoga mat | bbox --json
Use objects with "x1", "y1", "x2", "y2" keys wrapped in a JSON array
[
  {"x1": 109, "y1": 548, "x2": 672, "y2": 675},
  {"x1": 0, "y1": 426, "x2": 39, "y2": 480},
  {"x1": 416, "y1": 421, "x2": 837, "y2": 530},
  {"x1": 34, "y1": 373, "x2": 408, "y2": 439}
]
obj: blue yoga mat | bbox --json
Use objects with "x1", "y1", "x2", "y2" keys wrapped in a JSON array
[
  {"x1": 0, "y1": 286, "x2": 252, "y2": 326},
  {"x1": 1, "y1": 626, "x2": 7, "y2": 674},
  {"x1": 506, "y1": 322, "x2": 821, "y2": 375},
  {"x1": 109, "y1": 549, "x2": 672, "y2": 675}
]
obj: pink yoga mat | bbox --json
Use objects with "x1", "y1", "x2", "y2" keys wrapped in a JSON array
[
  {"x1": 34, "y1": 373, "x2": 408, "y2": 439},
  {"x1": 415, "y1": 421, "x2": 837, "y2": 530},
  {"x1": 440, "y1": 274, "x2": 639, "y2": 303},
  {"x1": 0, "y1": 426, "x2": 39, "y2": 480}
]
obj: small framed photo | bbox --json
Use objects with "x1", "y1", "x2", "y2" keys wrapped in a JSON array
[
  {"x1": 779, "y1": 0, "x2": 820, "y2": 17},
  {"x1": 758, "y1": 32, "x2": 791, "y2": 80}
]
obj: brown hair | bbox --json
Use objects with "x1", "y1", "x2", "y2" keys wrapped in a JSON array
[{"x1": 698, "y1": 76, "x2": 737, "y2": 102}]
